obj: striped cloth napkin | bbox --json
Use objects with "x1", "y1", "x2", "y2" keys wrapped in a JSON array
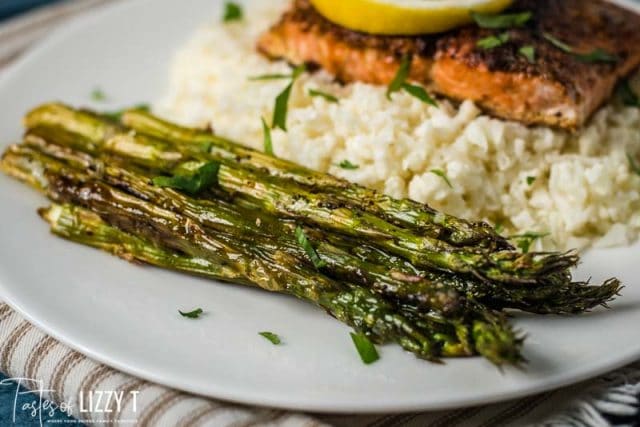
[
  {"x1": 0, "y1": 302, "x2": 639, "y2": 426},
  {"x1": 1, "y1": 2, "x2": 639, "y2": 426}
]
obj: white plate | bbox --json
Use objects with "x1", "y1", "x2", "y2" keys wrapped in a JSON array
[{"x1": 0, "y1": 0, "x2": 639, "y2": 414}]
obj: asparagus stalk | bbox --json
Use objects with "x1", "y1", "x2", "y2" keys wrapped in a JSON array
[
  {"x1": 1, "y1": 103, "x2": 624, "y2": 366},
  {"x1": 121, "y1": 108, "x2": 511, "y2": 250},
  {"x1": 39, "y1": 203, "x2": 252, "y2": 284},
  {"x1": 22, "y1": 106, "x2": 578, "y2": 284},
  {"x1": 9, "y1": 139, "x2": 467, "y2": 317},
  {"x1": 6, "y1": 135, "x2": 620, "y2": 315},
  {"x1": 213, "y1": 163, "x2": 578, "y2": 283},
  {"x1": 26, "y1": 102, "x2": 511, "y2": 250},
  {"x1": 47, "y1": 174, "x2": 447, "y2": 358},
  {"x1": 14, "y1": 138, "x2": 620, "y2": 315},
  {"x1": 40, "y1": 202, "x2": 447, "y2": 356},
  {"x1": 2, "y1": 143, "x2": 523, "y2": 363},
  {"x1": 346, "y1": 240, "x2": 621, "y2": 315},
  {"x1": 39, "y1": 202, "x2": 523, "y2": 364},
  {"x1": 49, "y1": 170, "x2": 528, "y2": 363}
]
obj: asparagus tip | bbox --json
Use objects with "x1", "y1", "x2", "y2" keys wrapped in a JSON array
[{"x1": 472, "y1": 320, "x2": 526, "y2": 367}]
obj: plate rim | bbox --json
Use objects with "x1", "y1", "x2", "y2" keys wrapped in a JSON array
[{"x1": 0, "y1": 0, "x2": 639, "y2": 414}]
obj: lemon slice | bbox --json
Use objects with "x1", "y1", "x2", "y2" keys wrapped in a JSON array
[{"x1": 309, "y1": 0, "x2": 513, "y2": 35}]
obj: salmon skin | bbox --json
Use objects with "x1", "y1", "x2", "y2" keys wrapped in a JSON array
[{"x1": 258, "y1": 0, "x2": 640, "y2": 129}]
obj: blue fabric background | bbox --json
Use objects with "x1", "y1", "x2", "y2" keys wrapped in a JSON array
[
  {"x1": 0, "y1": 372, "x2": 82, "y2": 426},
  {"x1": 0, "y1": 0, "x2": 61, "y2": 22}
]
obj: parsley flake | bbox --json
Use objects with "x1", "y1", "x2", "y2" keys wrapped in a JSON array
[
  {"x1": 309, "y1": 88, "x2": 339, "y2": 103},
  {"x1": 511, "y1": 232, "x2": 549, "y2": 253},
  {"x1": 261, "y1": 117, "x2": 274, "y2": 156},
  {"x1": 270, "y1": 64, "x2": 306, "y2": 131},
  {"x1": 402, "y1": 83, "x2": 438, "y2": 107},
  {"x1": 387, "y1": 56, "x2": 438, "y2": 106},
  {"x1": 291, "y1": 64, "x2": 306, "y2": 79},
  {"x1": 471, "y1": 11, "x2": 532, "y2": 29},
  {"x1": 223, "y1": 2, "x2": 242, "y2": 22},
  {"x1": 338, "y1": 160, "x2": 359, "y2": 170},
  {"x1": 153, "y1": 161, "x2": 220, "y2": 194},
  {"x1": 526, "y1": 176, "x2": 536, "y2": 186},
  {"x1": 103, "y1": 103, "x2": 150, "y2": 122},
  {"x1": 519, "y1": 45, "x2": 536, "y2": 63},
  {"x1": 542, "y1": 33, "x2": 573, "y2": 53},
  {"x1": 295, "y1": 226, "x2": 326, "y2": 269},
  {"x1": 179, "y1": 308, "x2": 203, "y2": 319},
  {"x1": 575, "y1": 48, "x2": 618, "y2": 64},
  {"x1": 387, "y1": 56, "x2": 412, "y2": 100},
  {"x1": 350, "y1": 333, "x2": 380, "y2": 365},
  {"x1": 259, "y1": 332, "x2": 282, "y2": 345},
  {"x1": 430, "y1": 169, "x2": 453, "y2": 189},
  {"x1": 91, "y1": 88, "x2": 107, "y2": 102},
  {"x1": 248, "y1": 74, "x2": 295, "y2": 81},
  {"x1": 477, "y1": 32, "x2": 510, "y2": 49},
  {"x1": 543, "y1": 33, "x2": 617, "y2": 63},
  {"x1": 272, "y1": 82, "x2": 293, "y2": 131}
]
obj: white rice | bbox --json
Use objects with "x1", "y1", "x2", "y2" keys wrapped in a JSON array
[{"x1": 157, "y1": 0, "x2": 640, "y2": 251}]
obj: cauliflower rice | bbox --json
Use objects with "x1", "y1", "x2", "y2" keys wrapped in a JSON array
[{"x1": 158, "y1": 0, "x2": 640, "y2": 251}]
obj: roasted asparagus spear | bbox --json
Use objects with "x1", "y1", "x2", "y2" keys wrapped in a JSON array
[
  {"x1": 24, "y1": 104, "x2": 578, "y2": 284},
  {"x1": 26, "y1": 102, "x2": 510, "y2": 250},
  {"x1": 36, "y1": 178, "x2": 520, "y2": 364},
  {"x1": 5, "y1": 139, "x2": 620, "y2": 316},
  {"x1": 2, "y1": 102, "x2": 623, "y2": 367}
]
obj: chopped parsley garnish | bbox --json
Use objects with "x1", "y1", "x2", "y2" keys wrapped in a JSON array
[
  {"x1": 471, "y1": 11, "x2": 532, "y2": 29},
  {"x1": 103, "y1": 103, "x2": 150, "y2": 122},
  {"x1": 199, "y1": 141, "x2": 213, "y2": 154},
  {"x1": 526, "y1": 176, "x2": 536, "y2": 186},
  {"x1": 272, "y1": 82, "x2": 294, "y2": 131},
  {"x1": 430, "y1": 169, "x2": 453, "y2": 189},
  {"x1": 511, "y1": 232, "x2": 549, "y2": 253},
  {"x1": 259, "y1": 332, "x2": 282, "y2": 345},
  {"x1": 308, "y1": 88, "x2": 339, "y2": 103},
  {"x1": 223, "y1": 2, "x2": 243, "y2": 22},
  {"x1": 248, "y1": 73, "x2": 295, "y2": 81},
  {"x1": 295, "y1": 226, "x2": 326, "y2": 269},
  {"x1": 179, "y1": 308, "x2": 203, "y2": 319},
  {"x1": 542, "y1": 33, "x2": 573, "y2": 53},
  {"x1": 350, "y1": 333, "x2": 380, "y2": 365},
  {"x1": 574, "y1": 48, "x2": 618, "y2": 64},
  {"x1": 477, "y1": 32, "x2": 510, "y2": 50},
  {"x1": 542, "y1": 33, "x2": 617, "y2": 63},
  {"x1": 153, "y1": 161, "x2": 220, "y2": 194},
  {"x1": 387, "y1": 56, "x2": 412, "y2": 100},
  {"x1": 402, "y1": 83, "x2": 438, "y2": 107},
  {"x1": 261, "y1": 117, "x2": 274, "y2": 156},
  {"x1": 628, "y1": 153, "x2": 640, "y2": 176},
  {"x1": 91, "y1": 88, "x2": 107, "y2": 102},
  {"x1": 387, "y1": 56, "x2": 438, "y2": 106},
  {"x1": 338, "y1": 160, "x2": 359, "y2": 170},
  {"x1": 290, "y1": 64, "x2": 307, "y2": 79},
  {"x1": 618, "y1": 81, "x2": 640, "y2": 107},
  {"x1": 270, "y1": 64, "x2": 306, "y2": 131},
  {"x1": 519, "y1": 45, "x2": 536, "y2": 63}
]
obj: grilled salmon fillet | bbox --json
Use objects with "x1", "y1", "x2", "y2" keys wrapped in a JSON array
[{"x1": 258, "y1": 0, "x2": 640, "y2": 129}]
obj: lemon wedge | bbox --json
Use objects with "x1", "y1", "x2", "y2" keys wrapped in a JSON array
[{"x1": 309, "y1": 0, "x2": 513, "y2": 35}]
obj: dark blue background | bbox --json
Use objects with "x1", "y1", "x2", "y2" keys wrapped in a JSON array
[
  {"x1": 0, "y1": 373, "x2": 81, "y2": 426},
  {"x1": 0, "y1": 0, "x2": 62, "y2": 21}
]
